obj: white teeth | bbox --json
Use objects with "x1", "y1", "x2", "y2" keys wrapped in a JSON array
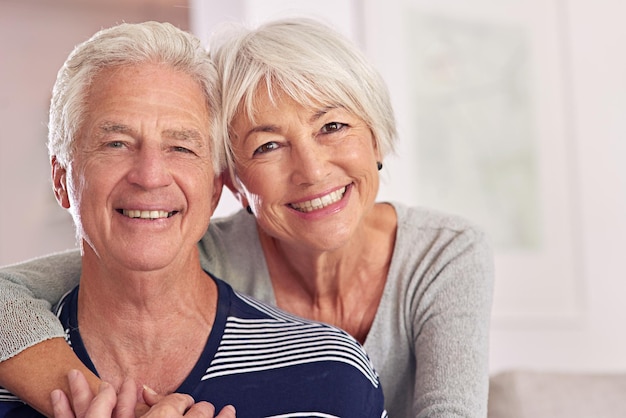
[
  {"x1": 290, "y1": 187, "x2": 346, "y2": 213},
  {"x1": 122, "y1": 209, "x2": 171, "y2": 219}
]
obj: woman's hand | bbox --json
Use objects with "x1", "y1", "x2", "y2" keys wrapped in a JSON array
[
  {"x1": 142, "y1": 386, "x2": 235, "y2": 418},
  {"x1": 50, "y1": 370, "x2": 120, "y2": 418},
  {"x1": 50, "y1": 370, "x2": 236, "y2": 418}
]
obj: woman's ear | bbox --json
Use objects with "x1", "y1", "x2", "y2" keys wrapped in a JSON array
[
  {"x1": 371, "y1": 131, "x2": 383, "y2": 162},
  {"x1": 221, "y1": 170, "x2": 249, "y2": 209},
  {"x1": 51, "y1": 156, "x2": 70, "y2": 209}
]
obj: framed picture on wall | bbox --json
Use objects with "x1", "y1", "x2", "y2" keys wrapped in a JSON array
[{"x1": 363, "y1": 0, "x2": 583, "y2": 322}]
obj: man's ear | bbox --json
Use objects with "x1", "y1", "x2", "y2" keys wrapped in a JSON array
[
  {"x1": 221, "y1": 170, "x2": 248, "y2": 209},
  {"x1": 210, "y1": 172, "x2": 224, "y2": 213},
  {"x1": 51, "y1": 156, "x2": 70, "y2": 209}
]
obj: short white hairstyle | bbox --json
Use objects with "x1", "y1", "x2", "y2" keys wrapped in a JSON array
[
  {"x1": 210, "y1": 17, "x2": 397, "y2": 171},
  {"x1": 48, "y1": 21, "x2": 223, "y2": 172}
]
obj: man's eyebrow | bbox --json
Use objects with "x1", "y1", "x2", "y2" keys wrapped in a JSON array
[
  {"x1": 163, "y1": 129, "x2": 207, "y2": 146},
  {"x1": 96, "y1": 123, "x2": 206, "y2": 145},
  {"x1": 98, "y1": 122, "x2": 132, "y2": 134}
]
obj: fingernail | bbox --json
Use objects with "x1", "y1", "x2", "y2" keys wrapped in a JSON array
[
  {"x1": 68, "y1": 369, "x2": 80, "y2": 382},
  {"x1": 50, "y1": 389, "x2": 62, "y2": 404},
  {"x1": 142, "y1": 384, "x2": 157, "y2": 395}
]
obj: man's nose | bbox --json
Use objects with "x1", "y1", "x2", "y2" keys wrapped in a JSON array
[{"x1": 126, "y1": 146, "x2": 173, "y2": 189}]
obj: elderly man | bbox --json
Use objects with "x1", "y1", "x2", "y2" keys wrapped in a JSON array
[{"x1": 0, "y1": 21, "x2": 385, "y2": 418}]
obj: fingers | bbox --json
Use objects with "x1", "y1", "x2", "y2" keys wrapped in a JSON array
[
  {"x1": 112, "y1": 378, "x2": 138, "y2": 418},
  {"x1": 51, "y1": 389, "x2": 75, "y2": 418},
  {"x1": 141, "y1": 393, "x2": 196, "y2": 418},
  {"x1": 140, "y1": 393, "x2": 235, "y2": 418},
  {"x1": 179, "y1": 401, "x2": 215, "y2": 418},
  {"x1": 68, "y1": 369, "x2": 96, "y2": 418},
  {"x1": 58, "y1": 371, "x2": 234, "y2": 418},
  {"x1": 215, "y1": 405, "x2": 236, "y2": 418},
  {"x1": 83, "y1": 382, "x2": 118, "y2": 418},
  {"x1": 183, "y1": 402, "x2": 236, "y2": 418},
  {"x1": 141, "y1": 385, "x2": 163, "y2": 407},
  {"x1": 51, "y1": 380, "x2": 118, "y2": 418}
]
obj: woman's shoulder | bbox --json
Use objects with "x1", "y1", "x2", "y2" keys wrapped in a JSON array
[
  {"x1": 388, "y1": 201, "x2": 486, "y2": 237},
  {"x1": 209, "y1": 209, "x2": 258, "y2": 238},
  {"x1": 200, "y1": 209, "x2": 259, "y2": 256}
]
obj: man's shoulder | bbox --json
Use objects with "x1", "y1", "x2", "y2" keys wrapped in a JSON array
[{"x1": 208, "y1": 281, "x2": 381, "y2": 388}]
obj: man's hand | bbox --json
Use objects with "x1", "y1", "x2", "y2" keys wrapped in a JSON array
[
  {"x1": 50, "y1": 370, "x2": 235, "y2": 418},
  {"x1": 142, "y1": 387, "x2": 235, "y2": 418}
]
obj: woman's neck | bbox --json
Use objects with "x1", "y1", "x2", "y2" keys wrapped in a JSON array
[{"x1": 261, "y1": 202, "x2": 397, "y2": 343}]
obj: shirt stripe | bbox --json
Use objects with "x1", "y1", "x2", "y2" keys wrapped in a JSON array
[{"x1": 202, "y1": 292, "x2": 380, "y2": 386}]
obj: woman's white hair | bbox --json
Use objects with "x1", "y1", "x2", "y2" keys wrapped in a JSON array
[
  {"x1": 210, "y1": 17, "x2": 397, "y2": 172},
  {"x1": 48, "y1": 21, "x2": 223, "y2": 172}
]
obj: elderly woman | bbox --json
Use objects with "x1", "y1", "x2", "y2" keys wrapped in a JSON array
[
  {"x1": 0, "y1": 18, "x2": 493, "y2": 418},
  {"x1": 0, "y1": 21, "x2": 386, "y2": 418}
]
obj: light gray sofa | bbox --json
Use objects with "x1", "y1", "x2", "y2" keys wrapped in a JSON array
[{"x1": 488, "y1": 370, "x2": 626, "y2": 418}]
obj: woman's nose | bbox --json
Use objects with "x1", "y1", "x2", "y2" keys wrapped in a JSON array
[{"x1": 289, "y1": 141, "x2": 330, "y2": 185}]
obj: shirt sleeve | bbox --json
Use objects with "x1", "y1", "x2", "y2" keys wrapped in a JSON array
[
  {"x1": 411, "y1": 227, "x2": 495, "y2": 417},
  {"x1": 0, "y1": 250, "x2": 82, "y2": 361}
]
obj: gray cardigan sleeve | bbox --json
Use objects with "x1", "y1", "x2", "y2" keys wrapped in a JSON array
[
  {"x1": 0, "y1": 250, "x2": 82, "y2": 361},
  {"x1": 409, "y1": 226, "x2": 494, "y2": 417}
]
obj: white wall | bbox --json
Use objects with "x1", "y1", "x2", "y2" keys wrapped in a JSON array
[
  {"x1": 489, "y1": 0, "x2": 626, "y2": 373},
  {"x1": 0, "y1": 0, "x2": 188, "y2": 265}
]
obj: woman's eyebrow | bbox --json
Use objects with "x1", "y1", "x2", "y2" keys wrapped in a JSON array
[
  {"x1": 240, "y1": 124, "x2": 280, "y2": 143},
  {"x1": 310, "y1": 106, "x2": 340, "y2": 123}
]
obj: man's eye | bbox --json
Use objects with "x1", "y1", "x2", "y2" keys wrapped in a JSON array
[
  {"x1": 106, "y1": 141, "x2": 125, "y2": 148},
  {"x1": 253, "y1": 142, "x2": 279, "y2": 155},
  {"x1": 321, "y1": 122, "x2": 346, "y2": 133},
  {"x1": 173, "y1": 146, "x2": 193, "y2": 154}
]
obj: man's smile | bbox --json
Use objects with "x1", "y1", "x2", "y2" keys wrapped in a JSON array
[{"x1": 119, "y1": 209, "x2": 177, "y2": 219}]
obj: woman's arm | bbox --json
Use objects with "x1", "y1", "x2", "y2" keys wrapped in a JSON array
[
  {"x1": 0, "y1": 250, "x2": 90, "y2": 417},
  {"x1": 412, "y1": 228, "x2": 495, "y2": 417},
  {"x1": 0, "y1": 249, "x2": 81, "y2": 361},
  {"x1": 0, "y1": 339, "x2": 99, "y2": 417}
]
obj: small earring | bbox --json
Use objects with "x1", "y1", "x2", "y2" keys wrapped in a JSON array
[
  {"x1": 377, "y1": 161, "x2": 383, "y2": 171},
  {"x1": 246, "y1": 205, "x2": 253, "y2": 215}
]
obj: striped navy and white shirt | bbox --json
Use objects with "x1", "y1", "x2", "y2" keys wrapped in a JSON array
[{"x1": 0, "y1": 275, "x2": 386, "y2": 418}]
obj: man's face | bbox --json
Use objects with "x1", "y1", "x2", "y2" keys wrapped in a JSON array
[{"x1": 53, "y1": 63, "x2": 221, "y2": 273}]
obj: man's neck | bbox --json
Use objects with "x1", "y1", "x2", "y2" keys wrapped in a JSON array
[{"x1": 75, "y1": 253, "x2": 218, "y2": 393}]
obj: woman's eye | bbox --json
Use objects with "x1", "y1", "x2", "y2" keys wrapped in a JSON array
[
  {"x1": 253, "y1": 142, "x2": 279, "y2": 155},
  {"x1": 321, "y1": 122, "x2": 346, "y2": 133}
]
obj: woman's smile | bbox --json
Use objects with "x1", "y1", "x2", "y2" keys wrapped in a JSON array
[{"x1": 288, "y1": 186, "x2": 347, "y2": 213}]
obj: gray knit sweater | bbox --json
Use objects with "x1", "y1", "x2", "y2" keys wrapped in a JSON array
[{"x1": 0, "y1": 203, "x2": 494, "y2": 417}]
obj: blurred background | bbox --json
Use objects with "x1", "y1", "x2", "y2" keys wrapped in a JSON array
[{"x1": 1, "y1": 0, "x2": 625, "y2": 376}]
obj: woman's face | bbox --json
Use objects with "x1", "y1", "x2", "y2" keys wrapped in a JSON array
[{"x1": 229, "y1": 86, "x2": 381, "y2": 252}]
